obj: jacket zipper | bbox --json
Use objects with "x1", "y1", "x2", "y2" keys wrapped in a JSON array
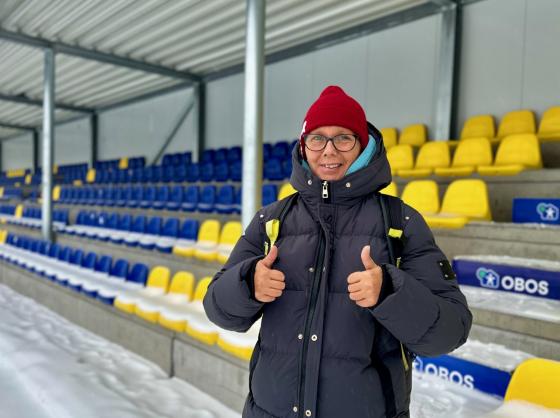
[{"x1": 297, "y1": 181, "x2": 329, "y2": 417}]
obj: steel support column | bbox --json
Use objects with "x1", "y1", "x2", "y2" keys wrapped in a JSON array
[
  {"x1": 241, "y1": 0, "x2": 265, "y2": 229},
  {"x1": 195, "y1": 82, "x2": 206, "y2": 163},
  {"x1": 32, "y1": 129, "x2": 39, "y2": 172},
  {"x1": 90, "y1": 113, "x2": 98, "y2": 168},
  {"x1": 41, "y1": 49, "x2": 55, "y2": 242},
  {"x1": 433, "y1": 2, "x2": 457, "y2": 140}
]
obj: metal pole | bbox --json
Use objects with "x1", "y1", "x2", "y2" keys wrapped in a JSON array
[
  {"x1": 32, "y1": 129, "x2": 39, "y2": 172},
  {"x1": 433, "y1": 3, "x2": 457, "y2": 140},
  {"x1": 242, "y1": 0, "x2": 265, "y2": 229},
  {"x1": 196, "y1": 82, "x2": 206, "y2": 164},
  {"x1": 90, "y1": 113, "x2": 98, "y2": 168},
  {"x1": 41, "y1": 48, "x2": 55, "y2": 241}
]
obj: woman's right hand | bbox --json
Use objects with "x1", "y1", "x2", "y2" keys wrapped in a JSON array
[{"x1": 254, "y1": 245, "x2": 285, "y2": 303}]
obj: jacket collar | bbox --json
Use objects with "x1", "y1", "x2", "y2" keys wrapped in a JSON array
[{"x1": 290, "y1": 125, "x2": 392, "y2": 206}]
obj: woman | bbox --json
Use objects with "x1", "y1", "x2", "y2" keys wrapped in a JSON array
[{"x1": 204, "y1": 86, "x2": 472, "y2": 418}]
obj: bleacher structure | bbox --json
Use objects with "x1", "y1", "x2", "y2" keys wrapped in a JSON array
[{"x1": 0, "y1": 1, "x2": 559, "y2": 414}]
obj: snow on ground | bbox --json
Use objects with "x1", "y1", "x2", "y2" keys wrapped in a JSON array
[{"x1": 0, "y1": 283, "x2": 556, "y2": 418}]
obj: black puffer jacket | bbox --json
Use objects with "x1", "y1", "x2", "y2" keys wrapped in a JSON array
[{"x1": 204, "y1": 130, "x2": 472, "y2": 418}]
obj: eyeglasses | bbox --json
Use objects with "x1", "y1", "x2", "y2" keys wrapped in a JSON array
[{"x1": 302, "y1": 134, "x2": 358, "y2": 152}]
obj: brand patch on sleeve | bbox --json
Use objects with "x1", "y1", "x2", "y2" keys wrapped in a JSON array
[{"x1": 438, "y1": 259, "x2": 456, "y2": 280}]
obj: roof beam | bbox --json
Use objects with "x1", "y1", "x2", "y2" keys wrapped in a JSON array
[
  {"x1": 0, "y1": 29, "x2": 202, "y2": 83},
  {"x1": 0, "y1": 121, "x2": 35, "y2": 131},
  {"x1": 430, "y1": 0, "x2": 457, "y2": 9},
  {"x1": 0, "y1": 93, "x2": 94, "y2": 113}
]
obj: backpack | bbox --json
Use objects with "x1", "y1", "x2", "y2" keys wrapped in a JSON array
[{"x1": 261, "y1": 190, "x2": 413, "y2": 418}]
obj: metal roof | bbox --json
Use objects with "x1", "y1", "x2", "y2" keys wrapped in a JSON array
[{"x1": 0, "y1": 0, "x2": 439, "y2": 137}]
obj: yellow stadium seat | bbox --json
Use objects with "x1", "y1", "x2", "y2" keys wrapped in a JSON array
[
  {"x1": 0, "y1": 187, "x2": 3, "y2": 198},
  {"x1": 381, "y1": 127, "x2": 398, "y2": 148},
  {"x1": 387, "y1": 144, "x2": 414, "y2": 175},
  {"x1": 114, "y1": 266, "x2": 171, "y2": 314},
  {"x1": 399, "y1": 124, "x2": 427, "y2": 147},
  {"x1": 435, "y1": 137, "x2": 493, "y2": 176},
  {"x1": 158, "y1": 276, "x2": 210, "y2": 332},
  {"x1": 538, "y1": 106, "x2": 560, "y2": 141},
  {"x1": 86, "y1": 168, "x2": 96, "y2": 183},
  {"x1": 477, "y1": 134, "x2": 542, "y2": 176},
  {"x1": 398, "y1": 142, "x2": 450, "y2": 177},
  {"x1": 73, "y1": 180, "x2": 83, "y2": 186},
  {"x1": 278, "y1": 183, "x2": 297, "y2": 200},
  {"x1": 118, "y1": 157, "x2": 129, "y2": 169},
  {"x1": 0, "y1": 230, "x2": 7, "y2": 243},
  {"x1": 379, "y1": 182, "x2": 398, "y2": 197},
  {"x1": 182, "y1": 277, "x2": 220, "y2": 345},
  {"x1": 401, "y1": 180, "x2": 440, "y2": 215},
  {"x1": 193, "y1": 220, "x2": 221, "y2": 262},
  {"x1": 497, "y1": 109, "x2": 536, "y2": 138},
  {"x1": 14, "y1": 204, "x2": 23, "y2": 219},
  {"x1": 217, "y1": 319, "x2": 261, "y2": 361},
  {"x1": 217, "y1": 221, "x2": 242, "y2": 264},
  {"x1": 52, "y1": 185, "x2": 61, "y2": 201},
  {"x1": 505, "y1": 358, "x2": 560, "y2": 409},
  {"x1": 460, "y1": 114, "x2": 496, "y2": 140},
  {"x1": 423, "y1": 179, "x2": 492, "y2": 228},
  {"x1": 24, "y1": 174, "x2": 31, "y2": 185},
  {"x1": 136, "y1": 271, "x2": 195, "y2": 324}
]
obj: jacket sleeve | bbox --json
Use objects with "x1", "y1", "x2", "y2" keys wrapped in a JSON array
[
  {"x1": 203, "y1": 211, "x2": 265, "y2": 332},
  {"x1": 370, "y1": 205, "x2": 472, "y2": 357}
]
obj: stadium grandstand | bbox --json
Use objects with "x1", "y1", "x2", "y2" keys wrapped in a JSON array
[{"x1": 0, "y1": 0, "x2": 558, "y2": 417}]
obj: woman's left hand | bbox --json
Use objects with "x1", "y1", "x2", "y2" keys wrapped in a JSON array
[{"x1": 347, "y1": 245, "x2": 383, "y2": 308}]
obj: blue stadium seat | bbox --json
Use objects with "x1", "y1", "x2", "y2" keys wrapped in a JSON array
[
  {"x1": 230, "y1": 161, "x2": 242, "y2": 182},
  {"x1": 124, "y1": 215, "x2": 147, "y2": 247},
  {"x1": 97, "y1": 213, "x2": 119, "y2": 241},
  {"x1": 214, "y1": 161, "x2": 229, "y2": 182},
  {"x1": 152, "y1": 166, "x2": 162, "y2": 183},
  {"x1": 153, "y1": 186, "x2": 170, "y2": 210},
  {"x1": 182, "y1": 185, "x2": 199, "y2": 212},
  {"x1": 200, "y1": 161, "x2": 214, "y2": 182},
  {"x1": 234, "y1": 187, "x2": 241, "y2": 214},
  {"x1": 201, "y1": 150, "x2": 215, "y2": 163},
  {"x1": 155, "y1": 218, "x2": 180, "y2": 253},
  {"x1": 140, "y1": 186, "x2": 156, "y2": 209},
  {"x1": 128, "y1": 185, "x2": 143, "y2": 208},
  {"x1": 272, "y1": 141, "x2": 290, "y2": 159},
  {"x1": 162, "y1": 165, "x2": 174, "y2": 183},
  {"x1": 97, "y1": 263, "x2": 149, "y2": 305},
  {"x1": 282, "y1": 158, "x2": 293, "y2": 178},
  {"x1": 215, "y1": 148, "x2": 227, "y2": 162},
  {"x1": 138, "y1": 217, "x2": 162, "y2": 250},
  {"x1": 110, "y1": 213, "x2": 132, "y2": 244},
  {"x1": 130, "y1": 168, "x2": 142, "y2": 183},
  {"x1": 173, "y1": 218, "x2": 200, "y2": 256},
  {"x1": 163, "y1": 154, "x2": 173, "y2": 166},
  {"x1": 263, "y1": 184, "x2": 278, "y2": 206},
  {"x1": 186, "y1": 163, "x2": 199, "y2": 182},
  {"x1": 264, "y1": 158, "x2": 284, "y2": 180},
  {"x1": 227, "y1": 146, "x2": 242, "y2": 162},
  {"x1": 198, "y1": 185, "x2": 217, "y2": 213},
  {"x1": 216, "y1": 185, "x2": 235, "y2": 214},
  {"x1": 117, "y1": 169, "x2": 128, "y2": 184},
  {"x1": 167, "y1": 185, "x2": 183, "y2": 211},
  {"x1": 263, "y1": 143, "x2": 272, "y2": 160},
  {"x1": 141, "y1": 166, "x2": 152, "y2": 183},
  {"x1": 173, "y1": 165, "x2": 187, "y2": 183}
]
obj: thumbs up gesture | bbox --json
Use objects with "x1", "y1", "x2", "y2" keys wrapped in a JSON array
[
  {"x1": 347, "y1": 246, "x2": 383, "y2": 308},
  {"x1": 254, "y1": 245, "x2": 286, "y2": 303}
]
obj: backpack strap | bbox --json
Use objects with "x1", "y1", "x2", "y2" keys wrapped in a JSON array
[
  {"x1": 262, "y1": 192, "x2": 299, "y2": 255},
  {"x1": 378, "y1": 192, "x2": 405, "y2": 268}
]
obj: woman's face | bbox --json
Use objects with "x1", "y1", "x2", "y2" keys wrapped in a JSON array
[{"x1": 305, "y1": 125, "x2": 362, "y2": 181}]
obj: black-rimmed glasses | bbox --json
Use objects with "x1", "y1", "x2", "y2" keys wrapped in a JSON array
[{"x1": 302, "y1": 134, "x2": 358, "y2": 152}]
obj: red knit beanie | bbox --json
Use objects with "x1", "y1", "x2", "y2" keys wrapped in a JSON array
[{"x1": 300, "y1": 86, "x2": 368, "y2": 159}]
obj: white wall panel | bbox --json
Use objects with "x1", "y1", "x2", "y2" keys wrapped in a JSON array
[
  {"x1": 53, "y1": 118, "x2": 91, "y2": 165},
  {"x1": 522, "y1": 0, "x2": 560, "y2": 119},
  {"x1": 98, "y1": 87, "x2": 196, "y2": 163},
  {"x1": 2, "y1": 133, "x2": 33, "y2": 170}
]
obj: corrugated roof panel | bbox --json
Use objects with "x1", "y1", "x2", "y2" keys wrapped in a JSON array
[{"x1": 0, "y1": 126, "x2": 23, "y2": 139}]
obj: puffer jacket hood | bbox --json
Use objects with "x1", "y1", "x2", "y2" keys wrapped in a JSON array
[{"x1": 291, "y1": 123, "x2": 392, "y2": 207}]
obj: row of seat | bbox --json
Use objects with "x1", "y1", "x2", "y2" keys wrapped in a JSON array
[
  {"x1": 388, "y1": 134, "x2": 542, "y2": 177},
  {"x1": 382, "y1": 106, "x2": 560, "y2": 148},
  {"x1": 55, "y1": 183, "x2": 297, "y2": 214},
  {"x1": 0, "y1": 230, "x2": 258, "y2": 361},
  {"x1": 381, "y1": 178, "x2": 492, "y2": 228}
]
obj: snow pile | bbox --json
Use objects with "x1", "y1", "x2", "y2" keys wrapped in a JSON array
[{"x1": 482, "y1": 400, "x2": 560, "y2": 418}]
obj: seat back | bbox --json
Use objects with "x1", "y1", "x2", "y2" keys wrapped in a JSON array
[
  {"x1": 180, "y1": 219, "x2": 200, "y2": 240},
  {"x1": 452, "y1": 137, "x2": 493, "y2": 168},
  {"x1": 146, "y1": 266, "x2": 171, "y2": 292},
  {"x1": 401, "y1": 180, "x2": 440, "y2": 215},
  {"x1": 380, "y1": 128, "x2": 398, "y2": 148},
  {"x1": 494, "y1": 134, "x2": 542, "y2": 168},
  {"x1": 162, "y1": 218, "x2": 180, "y2": 238},
  {"x1": 197, "y1": 219, "x2": 221, "y2": 243},
  {"x1": 146, "y1": 217, "x2": 162, "y2": 235},
  {"x1": 497, "y1": 109, "x2": 536, "y2": 138},
  {"x1": 219, "y1": 221, "x2": 242, "y2": 247},
  {"x1": 538, "y1": 106, "x2": 560, "y2": 137},
  {"x1": 440, "y1": 179, "x2": 492, "y2": 220},
  {"x1": 119, "y1": 214, "x2": 132, "y2": 231},
  {"x1": 131, "y1": 215, "x2": 147, "y2": 233},
  {"x1": 110, "y1": 259, "x2": 129, "y2": 278},
  {"x1": 95, "y1": 255, "x2": 112, "y2": 273},
  {"x1": 379, "y1": 182, "x2": 398, "y2": 197},
  {"x1": 70, "y1": 249, "x2": 84, "y2": 265},
  {"x1": 414, "y1": 142, "x2": 450, "y2": 170},
  {"x1": 262, "y1": 184, "x2": 278, "y2": 206},
  {"x1": 127, "y1": 263, "x2": 149, "y2": 285},
  {"x1": 81, "y1": 252, "x2": 97, "y2": 269},
  {"x1": 387, "y1": 144, "x2": 414, "y2": 173},
  {"x1": 399, "y1": 124, "x2": 426, "y2": 146},
  {"x1": 460, "y1": 115, "x2": 495, "y2": 140},
  {"x1": 193, "y1": 277, "x2": 213, "y2": 301},
  {"x1": 504, "y1": 358, "x2": 560, "y2": 409},
  {"x1": 168, "y1": 271, "x2": 195, "y2": 300}
]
